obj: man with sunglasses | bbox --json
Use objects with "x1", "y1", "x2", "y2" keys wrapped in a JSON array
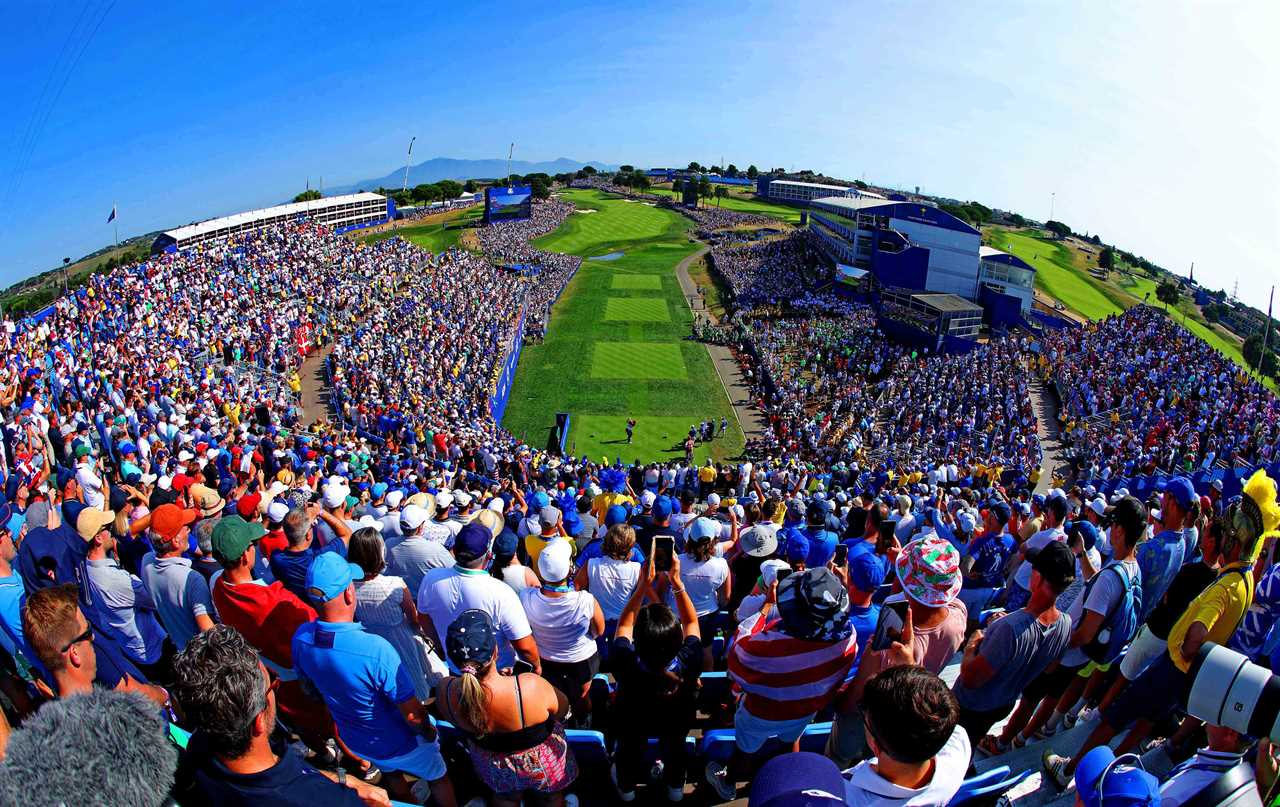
[{"x1": 171, "y1": 625, "x2": 386, "y2": 806}]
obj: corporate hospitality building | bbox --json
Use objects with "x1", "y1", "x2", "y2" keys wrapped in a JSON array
[
  {"x1": 808, "y1": 196, "x2": 1035, "y2": 313},
  {"x1": 151, "y1": 192, "x2": 393, "y2": 253}
]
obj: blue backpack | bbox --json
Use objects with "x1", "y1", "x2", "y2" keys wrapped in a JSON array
[{"x1": 1081, "y1": 560, "x2": 1143, "y2": 665}]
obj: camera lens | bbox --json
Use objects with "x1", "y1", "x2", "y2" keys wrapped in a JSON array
[{"x1": 1189, "y1": 643, "x2": 1280, "y2": 741}]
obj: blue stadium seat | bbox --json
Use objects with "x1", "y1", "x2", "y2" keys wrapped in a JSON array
[
  {"x1": 701, "y1": 670, "x2": 732, "y2": 703},
  {"x1": 566, "y1": 729, "x2": 610, "y2": 768},
  {"x1": 946, "y1": 765, "x2": 1034, "y2": 807},
  {"x1": 699, "y1": 722, "x2": 833, "y2": 763}
]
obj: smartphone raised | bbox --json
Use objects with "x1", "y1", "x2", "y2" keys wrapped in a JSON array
[
  {"x1": 833, "y1": 543, "x2": 849, "y2": 567},
  {"x1": 871, "y1": 600, "x2": 909, "y2": 652},
  {"x1": 654, "y1": 535, "x2": 675, "y2": 572}
]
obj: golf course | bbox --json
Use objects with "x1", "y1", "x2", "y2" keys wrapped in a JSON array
[{"x1": 501, "y1": 188, "x2": 746, "y2": 462}]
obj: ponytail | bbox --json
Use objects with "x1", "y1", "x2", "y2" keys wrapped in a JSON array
[{"x1": 457, "y1": 663, "x2": 491, "y2": 736}]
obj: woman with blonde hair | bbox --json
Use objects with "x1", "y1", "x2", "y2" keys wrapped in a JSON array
[{"x1": 436, "y1": 609, "x2": 577, "y2": 806}]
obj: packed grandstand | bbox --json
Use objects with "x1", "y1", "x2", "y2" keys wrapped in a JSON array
[{"x1": 0, "y1": 184, "x2": 1278, "y2": 807}]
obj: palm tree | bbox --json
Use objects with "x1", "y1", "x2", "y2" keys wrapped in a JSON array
[{"x1": 714, "y1": 186, "x2": 727, "y2": 207}]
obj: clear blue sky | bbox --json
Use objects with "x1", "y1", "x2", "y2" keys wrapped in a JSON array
[{"x1": 2, "y1": 1, "x2": 1277, "y2": 310}]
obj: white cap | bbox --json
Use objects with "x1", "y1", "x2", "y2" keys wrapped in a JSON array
[
  {"x1": 356, "y1": 514, "x2": 385, "y2": 532},
  {"x1": 706, "y1": 493, "x2": 721, "y2": 507},
  {"x1": 177, "y1": 450, "x2": 194, "y2": 462},
  {"x1": 540, "y1": 505, "x2": 562, "y2": 526},
  {"x1": 454, "y1": 490, "x2": 473, "y2": 508},
  {"x1": 640, "y1": 490, "x2": 656, "y2": 508},
  {"x1": 760, "y1": 559, "x2": 791, "y2": 587},
  {"x1": 266, "y1": 480, "x2": 289, "y2": 498},
  {"x1": 1089, "y1": 497, "x2": 1107, "y2": 516},
  {"x1": 385, "y1": 490, "x2": 405, "y2": 509},
  {"x1": 322, "y1": 482, "x2": 347, "y2": 509},
  {"x1": 140, "y1": 473, "x2": 158, "y2": 486},
  {"x1": 267, "y1": 501, "x2": 290, "y2": 523},
  {"x1": 537, "y1": 539, "x2": 572, "y2": 583},
  {"x1": 488, "y1": 497, "x2": 505, "y2": 514},
  {"x1": 586, "y1": 484, "x2": 601, "y2": 497},
  {"x1": 435, "y1": 491, "x2": 454, "y2": 509},
  {"x1": 400, "y1": 504, "x2": 429, "y2": 531},
  {"x1": 158, "y1": 475, "x2": 173, "y2": 491}
]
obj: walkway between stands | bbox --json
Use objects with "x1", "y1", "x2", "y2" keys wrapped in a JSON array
[
  {"x1": 299, "y1": 343, "x2": 335, "y2": 427},
  {"x1": 675, "y1": 245, "x2": 766, "y2": 442},
  {"x1": 1029, "y1": 375, "x2": 1066, "y2": 493}
]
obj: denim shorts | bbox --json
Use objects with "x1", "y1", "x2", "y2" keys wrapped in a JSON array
[
  {"x1": 364, "y1": 736, "x2": 448, "y2": 782},
  {"x1": 733, "y1": 703, "x2": 814, "y2": 754}
]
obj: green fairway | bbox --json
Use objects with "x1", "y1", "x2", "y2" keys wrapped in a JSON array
[
  {"x1": 984, "y1": 228, "x2": 1124, "y2": 319},
  {"x1": 603, "y1": 296, "x2": 670, "y2": 322},
  {"x1": 647, "y1": 188, "x2": 803, "y2": 224},
  {"x1": 361, "y1": 206, "x2": 482, "y2": 253},
  {"x1": 503, "y1": 190, "x2": 744, "y2": 462}
]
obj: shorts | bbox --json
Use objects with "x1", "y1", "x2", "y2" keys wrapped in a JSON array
[
  {"x1": 541, "y1": 654, "x2": 600, "y2": 699},
  {"x1": 468, "y1": 722, "x2": 577, "y2": 795},
  {"x1": 1023, "y1": 660, "x2": 1087, "y2": 704},
  {"x1": 1119, "y1": 626, "x2": 1168, "y2": 681},
  {"x1": 364, "y1": 736, "x2": 448, "y2": 782},
  {"x1": 733, "y1": 703, "x2": 814, "y2": 754},
  {"x1": 1103, "y1": 653, "x2": 1189, "y2": 731}
]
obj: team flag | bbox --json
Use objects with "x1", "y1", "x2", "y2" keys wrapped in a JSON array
[{"x1": 107, "y1": 205, "x2": 117, "y2": 223}]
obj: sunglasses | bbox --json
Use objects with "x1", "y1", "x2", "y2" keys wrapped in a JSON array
[{"x1": 60, "y1": 625, "x2": 94, "y2": 654}]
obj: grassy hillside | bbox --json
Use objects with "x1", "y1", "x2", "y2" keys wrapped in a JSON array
[
  {"x1": 360, "y1": 205, "x2": 482, "y2": 253},
  {"x1": 645, "y1": 187, "x2": 803, "y2": 225},
  {"x1": 1, "y1": 238, "x2": 155, "y2": 314}
]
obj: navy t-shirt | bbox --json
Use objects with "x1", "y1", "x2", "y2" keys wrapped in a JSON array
[
  {"x1": 269, "y1": 541, "x2": 348, "y2": 601},
  {"x1": 174, "y1": 732, "x2": 363, "y2": 806}
]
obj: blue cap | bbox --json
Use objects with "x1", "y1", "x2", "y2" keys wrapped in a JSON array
[
  {"x1": 749, "y1": 751, "x2": 846, "y2": 807},
  {"x1": 532, "y1": 491, "x2": 550, "y2": 510},
  {"x1": 1033, "y1": 493, "x2": 1046, "y2": 507},
  {"x1": 119, "y1": 442, "x2": 138, "y2": 456},
  {"x1": 652, "y1": 497, "x2": 673, "y2": 520},
  {"x1": 784, "y1": 530, "x2": 810, "y2": 563},
  {"x1": 371, "y1": 482, "x2": 388, "y2": 499},
  {"x1": 1074, "y1": 748, "x2": 1160, "y2": 807},
  {"x1": 848, "y1": 549, "x2": 886, "y2": 592},
  {"x1": 446, "y1": 609, "x2": 498, "y2": 670},
  {"x1": 305, "y1": 552, "x2": 365, "y2": 603},
  {"x1": 1164, "y1": 476, "x2": 1197, "y2": 511},
  {"x1": 989, "y1": 501, "x2": 1012, "y2": 524},
  {"x1": 493, "y1": 530, "x2": 519, "y2": 556},
  {"x1": 605, "y1": 504, "x2": 629, "y2": 527},
  {"x1": 1071, "y1": 520, "x2": 1099, "y2": 551},
  {"x1": 688, "y1": 517, "x2": 720, "y2": 542},
  {"x1": 454, "y1": 522, "x2": 493, "y2": 562}
]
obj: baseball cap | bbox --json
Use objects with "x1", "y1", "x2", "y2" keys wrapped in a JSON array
[
  {"x1": 371, "y1": 482, "x2": 388, "y2": 499},
  {"x1": 895, "y1": 535, "x2": 962, "y2": 607},
  {"x1": 266, "y1": 501, "x2": 290, "y2": 524},
  {"x1": 305, "y1": 552, "x2": 365, "y2": 604},
  {"x1": 385, "y1": 490, "x2": 405, "y2": 509},
  {"x1": 848, "y1": 549, "x2": 887, "y2": 593},
  {"x1": 1074, "y1": 747, "x2": 1160, "y2": 807},
  {"x1": 652, "y1": 496, "x2": 672, "y2": 520},
  {"x1": 236, "y1": 493, "x2": 262, "y2": 519},
  {"x1": 454, "y1": 522, "x2": 493, "y2": 563},
  {"x1": 400, "y1": 504, "x2": 430, "y2": 531},
  {"x1": 76, "y1": 508, "x2": 116, "y2": 542},
  {"x1": 1164, "y1": 476, "x2": 1197, "y2": 511},
  {"x1": 784, "y1": 531, "x2": 810, "y2": 563},
  {"x1": 749, "y1": 752, "x2": 846, "y2": 807},
  {"x1": 446, "y1": 609, "x2": 498, "y2": 671},
  {"x1": 453, "y1": 490, "x2": 473, "y2": 508},
  {"x1": 759, "y1": 559, "x2": 790, "y2": 587},
  {"x1": 540, "y1": 504, "x2": 562, "y2": 527},
  {"x1": 537, "y1": 539, "x2": 572, "y2": 583},
  {"x1": 1029, "y1": 540, "x2": 1076, "y2": 590},
  {"x1": 150, "y1": 504, "x2": 198, "y2": 541},
  {"x1": 321, "y1": 480, "x2": 348, "y2": 509},
  {"x1": 1089, "y1": 497, "x2": 1108, "y2": 516},
  {"x1": 435, "y1": 491, "x2": 454, "y2": 510},
  {"x1": 640, "y1": 490, "x2": 656, "y2": 509},
  {"x1": 493, "y1": 531, "x2": 519, "y2": 556},
  {"x1": 210, "y1": 515, "x2": 267, "y2": 564},
  {"x1": 776, "y1": 567, "x2": 850, "y2": 641},
  {"x1": 1070, "y1": 520, "x2": 1100, "y2": 552},
  {"x1": 988, "y1": 500, "x2": 1012, "y2": 524},
  {"x1": 706, "y1": 493, "x2": 721, "y2": 507},
  {"x1": 604, "y1": 504, "x2": 629, "y2": 527},
  {"x1": 74, "y1": 444, "x2": 93, "y2": 459},
  {"x1": 687, "y1": 517, "x2": 719, "y2": 543},
  {"x1": 356, "y1": 515, "x2": 384, "y2": 532}
]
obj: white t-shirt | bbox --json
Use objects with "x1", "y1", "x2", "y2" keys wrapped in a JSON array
[
  {"x1": 519, "y1": 588, "x2": 598, "y2": 663},
  {"x1": 844, "y1": 725, "x2": 970, "y2": 807},
  {"x1": 671, "y1": 554, "x2": 729, "y2": 615},
  {"x1": 587, "y1": 556, "x2": 641, "y2": 620},
  {"x1": 1014, "y1": 526, "x2": 1066, "y2": 590},
  {"x1": 418, "y1": 566, "x2": 531, "y2": 668}
]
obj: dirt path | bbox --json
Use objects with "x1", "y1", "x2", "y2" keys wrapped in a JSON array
[
  {"x1": 298, "y1": 344, "x2": 335, "y2": 428},
  {"x1": 674, "y1": 246, "x2": 766, "y2": 443}
]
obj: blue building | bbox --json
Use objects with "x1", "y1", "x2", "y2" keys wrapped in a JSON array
[
  {"x1": 978, "y1": 247, "x2": 1036, "y2": 313},
  {"x1": 808, "y1": 196, "x2": 985, "y2": 299}
]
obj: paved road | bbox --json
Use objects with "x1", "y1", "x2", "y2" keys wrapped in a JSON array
[
  {"x1": 673, "y1": 246, "x2": 767, "y2": 444},
  {"x1": 298, "y1": 344, "x2": 335, "y2": 428},
  {"x1": 1028, "y1": 374, "x2": 1068, "y2": 492}
]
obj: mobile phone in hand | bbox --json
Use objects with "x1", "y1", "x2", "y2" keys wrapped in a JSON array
[
  {"x1": 871, "y1": 600, "x2": 909, "y2": 652},
  {"x1": 654, "y1": 536, "x2": 675, "y2": 572},
  {"x1": 833, "y1": 543, "x2": 849, "y2": 567}
]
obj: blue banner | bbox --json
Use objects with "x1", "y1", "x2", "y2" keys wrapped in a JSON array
[{"x1": 490, "y1": 304, "x2": 527, "y2": 424}]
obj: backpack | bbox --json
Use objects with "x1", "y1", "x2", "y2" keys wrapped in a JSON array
[{"x1": 1081, "y1": 560, "x2": 1143, "y2": 665}]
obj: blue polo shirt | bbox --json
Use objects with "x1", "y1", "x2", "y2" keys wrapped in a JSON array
[
  {"x1": 1136, "y1": 528, "x2": 1186, "y2": 623},
  {"x1": 804, "y1": 526, "x2": 839, "y2": 568},
  {"x1": 269, "y1": 541, "x2": 348, "y2": 601},
  {"x1": 291, "y1": 620, "x2": 417, "y2": 760},
  {"x1": 844, "y1": 538, "x2": 889, "y2": 582}
]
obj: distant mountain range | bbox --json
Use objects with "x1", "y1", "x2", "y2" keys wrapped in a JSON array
[{"x1": 331, "y1": 156, "x2": 616, "y2": 194}]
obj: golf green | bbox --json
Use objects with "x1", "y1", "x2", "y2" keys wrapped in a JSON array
[
  {"x1": 603, "y1": 297, "x2": 670, "y2": 322},
  {"x1": 501, "y1": 189, "x2": 745, "y2": 462}
]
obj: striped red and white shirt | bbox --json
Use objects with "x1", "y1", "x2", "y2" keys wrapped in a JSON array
[{"x1": 728, "y1": 613, "x2": 859, "y2": 722}]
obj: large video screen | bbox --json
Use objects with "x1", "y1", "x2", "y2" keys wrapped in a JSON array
[{"x1": 484, "y1": 185, "x2": 533, "y2": 223}]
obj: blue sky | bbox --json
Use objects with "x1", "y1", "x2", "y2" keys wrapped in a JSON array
[{"x1": 2, "y1": 1, "x2": 1277, "y2": 310}]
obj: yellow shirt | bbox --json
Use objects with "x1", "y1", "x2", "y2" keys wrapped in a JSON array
[
  {"x1": 591, "y1": 492, "x2": 634, "y2": 522},
  {"x1": 525, "y1": 533, "x2": 575, "y2": 571},
  {"x1": 699, "y1": 466, "x2": 716, "y2": 484},
  {"x1": 1167, "y1": 562, "x2": 1254, "y2": 672}
]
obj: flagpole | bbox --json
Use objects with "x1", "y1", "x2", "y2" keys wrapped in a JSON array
[{"x1": 113, "y1": 200, "x2": 119, "y2": 253}]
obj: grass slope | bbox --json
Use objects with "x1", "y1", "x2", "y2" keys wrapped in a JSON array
[
  {"x1": 503, "y1": 189, "x2": 745, "y2": 462},
  {"x1": 361, "y1": 206, "x2": 482, "y2": 253},
  {"x1": 645, "y1": 188, "x2": 803, "y2": 225}
]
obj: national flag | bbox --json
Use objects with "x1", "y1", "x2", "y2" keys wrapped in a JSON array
[
  {"x1": 727, "y1": 616, "x2": 858, "y2": 721},
  {"x1": 107, "y1": 205, "x2": 117, "y2": 223}
]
